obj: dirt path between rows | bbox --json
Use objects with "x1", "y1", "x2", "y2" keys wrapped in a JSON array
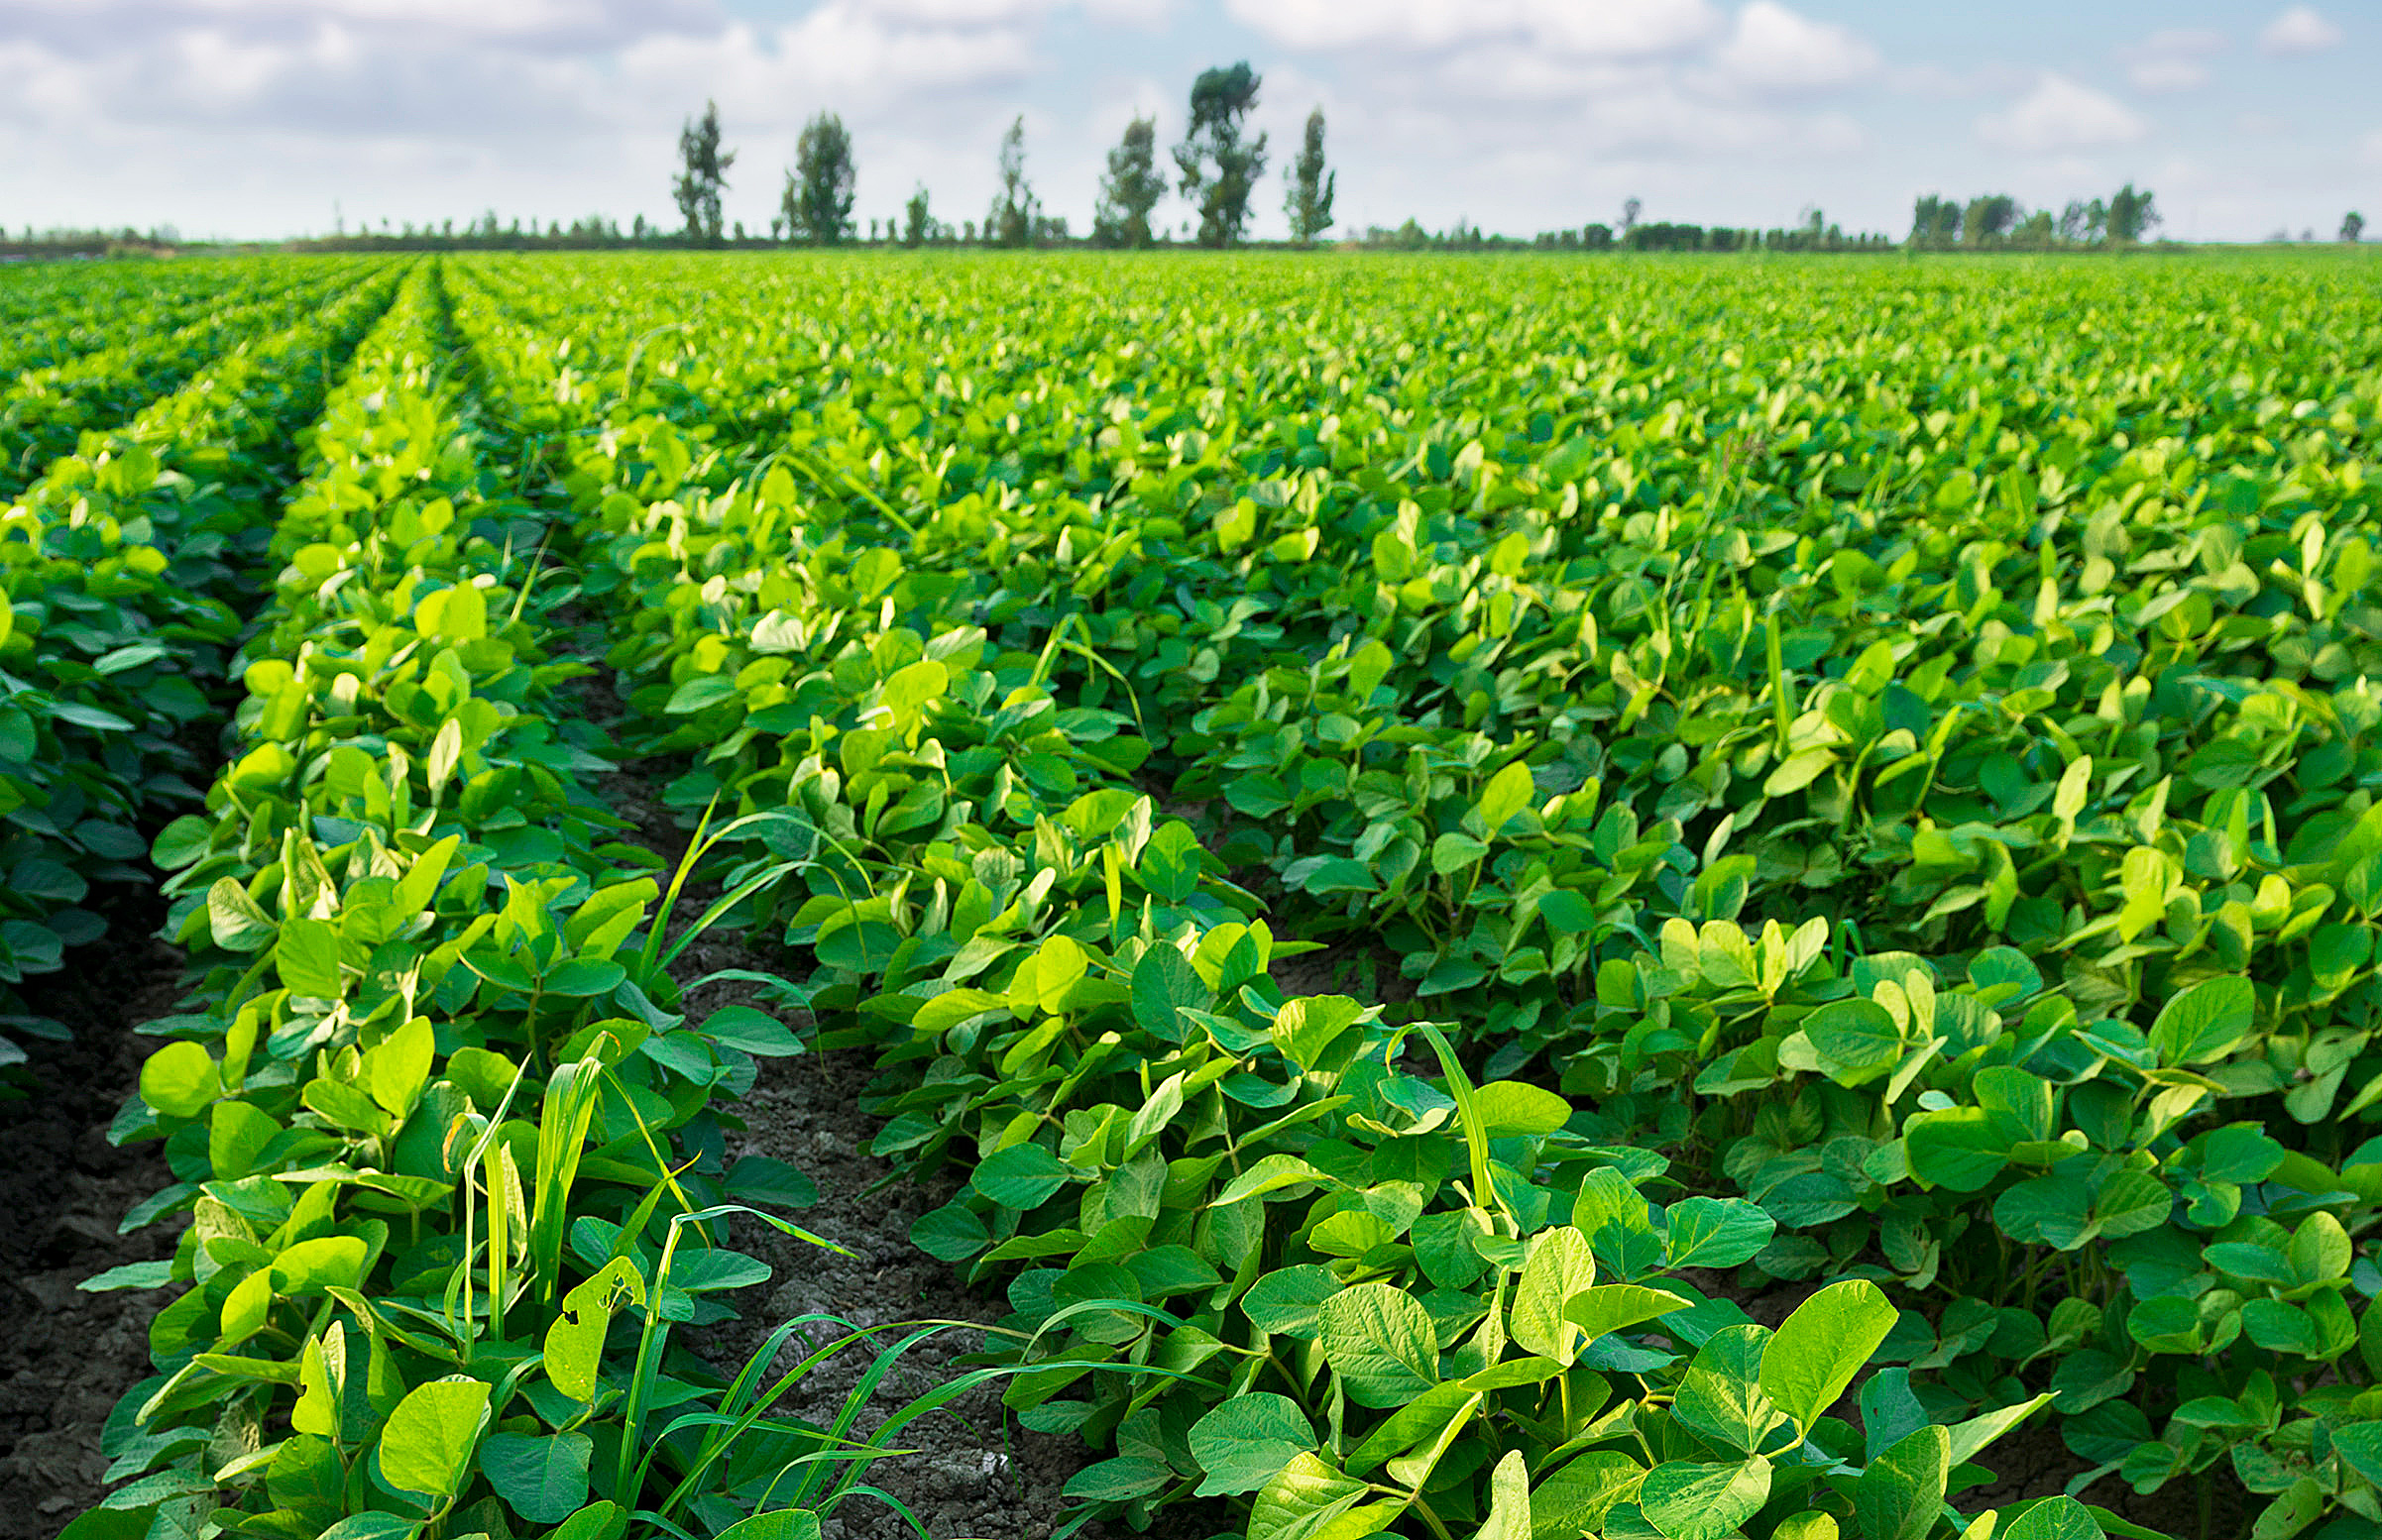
[{"x1": 0, "y1": 917, "x2": 187, "y2": 1539}]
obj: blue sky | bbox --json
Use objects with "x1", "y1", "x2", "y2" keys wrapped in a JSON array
[{"x1": 0, "y1": 0, "x2": 2369, "y2": 242}]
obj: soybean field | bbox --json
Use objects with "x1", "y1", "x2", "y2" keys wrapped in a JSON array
[{"x1": 6, "y1": 249, "x2": 2381, "y2": 1540}]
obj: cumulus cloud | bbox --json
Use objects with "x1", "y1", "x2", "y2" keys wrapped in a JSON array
[
  {"x1": 1207, "y1": 0, "x2": 1881, "y2": 189},
  {"x1": 1710, "y1": 1, "x2": 1880, "y2": 94},
  {"x1": 2117, "y1": 28, "x2": 2222, "y2": 93},
  {"x1": 2258, "y1": 5, "x2": 2343, "y2": 55},
  {"x1": 1976, "y1": 73, "x2": 2146, "y2": 154},
  {"x1": 1218, "y1": 0, "x2": 1723, "y2": 58}
]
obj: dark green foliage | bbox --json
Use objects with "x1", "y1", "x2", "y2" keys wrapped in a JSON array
[
  {"x1": 1174, "y1": 62, "x2": 1268, "y2": 248},
  {"x1": 1284, "y1": 107, "x2": 1335, "y2": 245},
  {"x1": 902, "y1": 182, "x2": 935, "y2": 248},
  {"x1": 985, "y1": 115, "x2": 1036, "y2": 249},
  {"x1": 673, "y1": 100, "x2": 735, "y2": 243},
  {"x1": 1094, "y1": 115, "x2": 1166, "y2": 249},
  {"x1": 784, "y1": 112, "x2": 855, "y2": 246}
]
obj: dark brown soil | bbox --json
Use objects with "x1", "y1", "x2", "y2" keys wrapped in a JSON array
[
  {"x1": 1961, "y1": 1419, "x2": 2230, "y2": 1540},
  {"x1": 599, "y1": 757, "x2": 1206, "y2": 1540},
  {"x1": 0, "y1": 929, "x2": 188, "y2": 1540}
]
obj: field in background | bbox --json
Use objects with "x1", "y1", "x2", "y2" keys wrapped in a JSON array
[{"x1": 7, "y1": 248, "x2": 2380, "y2": 1540}]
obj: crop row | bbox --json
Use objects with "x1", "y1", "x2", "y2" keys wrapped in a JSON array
[
  {"x1": 0, "y1": 259, "x2": 259, "y2": 381},
  {"x1": 55, "y1": 249, "x2": 2382, "y2": 1540},
  {"x1": 1, "y1": 260, "x2": 360, "y2": 495},
  {"x1": 0, "y1": 257, "x2": 397, "y2": 1069}
]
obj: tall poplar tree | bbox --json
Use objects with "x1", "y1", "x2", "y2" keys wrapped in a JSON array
[
  {"x1": 673, "y1": 101, "x2": 735, "y2": 243},
  {"x1": 1284, "y1": 106, "x2": 1335, "y2": 245},
  {"x1": 783, "y1": 112, "x2": 855, "y2": 245},
  {"x1": 1174, "y1": 63, "x2": 1268, "y2": 247},
  {"x1": 986, "y1": 116, "x2": 1038, "y2": 248},
  {"x1": 1093, "y1": 116, "x2": 1166, "y2": 248}
]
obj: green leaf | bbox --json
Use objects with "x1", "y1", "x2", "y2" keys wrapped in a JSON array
[
  {"x1": 1272, "y1": 995, "x2": 1365, "y2": 1074},
  {"x1": 2000, "y1": 1496, "x2": 2104, "y2": 1540},
  {"x1": 549, "y1": 1502, "x2": 627, "y2": 1540},
  {"x1": 206, "y1": 877, "x2": 277, "y2": 951},
  {"x1": 277, "y1": 917, "x2": 343, "y2": 998},
  {"x1": 1344, "y1": 1382, "x2": 1479, "y2": 1475},
  {"x1": 1903, "y1": 1108, "x2": 2010, "y2": 1192},
  {"x1": 543, "y1": 1259, "x2": 643, "y2": 1400},
  {"x1": 1471, "y1": 1079, "x2": 1572, "y2": 1137},
  {"x1": 1853, "y1": 1424, "x2": 1948, "y2": 1540},
  {"x1": 1316, "y1": 1282, "x2": 1440, "y2": 1407},
  {"x1": 1478, "y1": 760, "x2": 1535, "y2": 834},
  {"x1": 1638, "y1": 1458, "x2": 1772, "y2": 1540},
  {"x1": 1759, "y1": 1279, "x2": 1895, "y2": 1435},
  {"x1": 1479, "y1": 1450, "x2": 1531, "y2": 1540},
  {"x1": 910, "y1": 1200, "x2": 990, "y2": 1262},
  {"x1": 728, "y1": 1155, "x2": 818, "y2": 1211},
  {"x1": 1672, "y1": 1325, "x2": 1785, "y2": 1455},
  {"x1": 545, "y1": 958, "x2": 629, "y2": 998},
  {"x1": 914, "y1": 987, "x2": 1009, "y2": 1034},
  {"x1": 313, "y1": 1518, "x2": 418, "y2": 1540},
  {"x1": 480, "y1": 1432, "x2": 593, "y2": 1524},
  {"x1": 53, "y1": 703, "x2": 133, "y2": 731},
  {"x1": 378, "y1": 1376, "x2": 491, "y2": 1497},
  {"x1": 1430, "y1": 831, "x2": 1489, "y2": 873},
  {"x1": 1543, "y1": 435, "x2": 1598, "y2": 483},
  {"x1": 1663, "y1": 1197, "x2": 1774, "y2": 1269},
  {"x1": 78, "y1": 1261, "x2": 174, "y2": 1292},
  {"x1": 2331, "y1": 1422, "x2": 2382, "y2": 1486},
  {"x1": 714, "y1": 1513, "x2": 823, "y2": 1540},
  {"x1": 1530, "y1": 1452, "x2": 1645, "y2": 1538},
  {"x1": 1538, "y1": 888, "x2": 1599, "y2": 933},
  {"x1": 1564, "y1": 1283, "x2": 1690, "y2": 1342},
  {"x1": 420, "y1": 581, "x2": 488, "y2": 641},
  {"x1": 150, "y1": 815, "x2": 214, "y2": 871},
  {"x1": 665, "y1": 674, "x2": 738, "y2": 715},
  {"x1": 697, "y1": 1004, "x2": 799, "y2": 1053},
  {"x1": 267, "y1": 1433, "x2": 345, "y2": 1519},
  {"x1": 1131, "y1": 945, "x2": 1207, "y2": 1041},
  {"x1": 2148, "y1": 976, "x2": 2255, "y2": 1065},
  {"x1": 1188, "y1": 1393, "x2": 1315, "y2": 1496},
  {"x1": 426, "y1": 716, "x2": 462, "y2": 792},
  {"x1": 1512, "y1": 1226, "x2": 1597, "y2": 1367},
  {"x1": 1802, "y1": 998, "x2": 1901, "y2": 1074},
  {"x1": 1247, "y1": 1452, "x2": 1391, "y2": 1540},
  {"x1": 1243, "y1": 1265, "x2": 1340, "y2": 1339},
  {"x1": 139, "y1": 1041, "x2": 219, "y2": 1119},
  {"x1": 1292, "y1": 856, "x2": 1378, "y2": 895},
  {"x1": 1946, "y1": 1394, "x2": 2053, "y2": 1468},
  {"x1": 2054, "y1": 755, "x2": 2093, "y2": 821},
  {"x1": 271, "y1": 1235, "x2": 369, "y2": 1294},
  {"x1": 972, "y1": 1143, "x2": 1075, "y2": 1208}
]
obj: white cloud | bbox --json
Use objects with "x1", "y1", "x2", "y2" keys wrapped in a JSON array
[
  {"x1": 2259, "y1": 5, "x2": 2343, "y2": 55},
  {"x1": 1219, "y1": 0, "x2": 1722, "y2": 57},
  {"x1": 2126, "y1": 57, "x2": 2208, "y2": 92},
  {"x1": 1976, "y1": 73, "x2": 2146, "y2": 155},
  {"x1": 2117, "y1": 27, "x2": 2220, "y2": 93},
  {"x1": 1711, "y1": 1, "x2": 1879, "y2": 94},
  {"x1": 1885, "y1": 60, "x2": 2026, "y2": 100}
]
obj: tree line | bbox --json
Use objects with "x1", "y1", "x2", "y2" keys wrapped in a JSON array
[
  {"x1": 1908, "y1": 184, "x2": 2165, "y2": 248},
  {"x1": 670, "y1": 60, "x2": 1332, "y2": 250}
]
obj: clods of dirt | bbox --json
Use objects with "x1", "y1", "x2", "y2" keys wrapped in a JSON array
[{"x1": 0, "y1": 929, "x2": 188, "y2": 1540}]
